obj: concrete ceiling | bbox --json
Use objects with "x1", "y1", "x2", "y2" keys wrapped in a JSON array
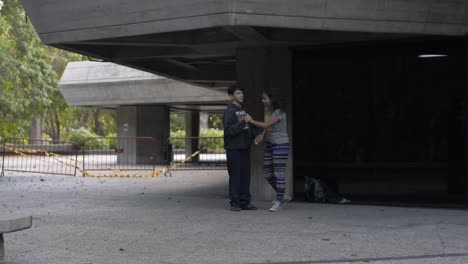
[
  {"x1": 22, "y1": 0, "x2": 468, "y2": 87},
  {"x1": 53, "y1": 27, "x2": 418, "y2": 87}
]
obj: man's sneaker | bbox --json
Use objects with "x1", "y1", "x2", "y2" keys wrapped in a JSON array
[
  {"x1": 269, "y1": 201, "x2": 282, "y2": 212},
  {"x1": 241, "y1": 204, "x2": 258, "y2": 210},
  {"x1": 230, "y1": 206, "x2": 241, "y2": 211}
]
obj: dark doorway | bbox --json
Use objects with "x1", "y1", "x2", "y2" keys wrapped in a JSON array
[{"x1": 292, "y1": 37, "x2": 466, "y2": 206}]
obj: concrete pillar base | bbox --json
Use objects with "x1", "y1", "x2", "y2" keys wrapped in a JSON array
[
  {"x1": 0, "y1": 234, "x2": 4, "y2": 259},
  {"x1": 185, "y1": 111, "x2": 200, "y2": 162}
]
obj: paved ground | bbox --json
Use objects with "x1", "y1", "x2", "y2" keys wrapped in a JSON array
[{"x1": 0, "y1": 170, "x2": 467, "y2": 264}]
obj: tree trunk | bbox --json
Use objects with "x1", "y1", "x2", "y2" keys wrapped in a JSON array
[
  {"x1": 80, "y1": 108, "x2": 89, "y2": 127},
  {"x1": 45, "y1": 109, "x2": 61, "y2": 141},
  {"x1": 28, "y1": 117, "x2": 45, "y2": 143},
  {"x1": 54, "y1": 110, "x2": 60, "y2": 141},
  {"x1": 93, "y1": 108, "x2": 103, "y2": 135}
]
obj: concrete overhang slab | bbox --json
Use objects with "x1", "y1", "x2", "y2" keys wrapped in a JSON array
[
  {"x1": 59, "y1": 61, "x2": 230, "y2": 107},
  {"x1": 22, "y1": 0, "x2": 468, "y2": 45},
  {"x1": 22, "y1": 0, "x2": 468, "y2": 86}
]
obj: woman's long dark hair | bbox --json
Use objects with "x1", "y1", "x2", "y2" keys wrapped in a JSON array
[{"x1": 264, "y1": 89, "x2": 286, "y2": 112}]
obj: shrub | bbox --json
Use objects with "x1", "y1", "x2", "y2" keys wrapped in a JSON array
[
  {"x1": 169, "y1": 130, "x2": 185, "y2": 149},
  {"x1": 169, "y1": 129, "x2": 224, "y2": 150},
  {"x1": 200, "y1": 128, "x2": 223, "y2": 138},
  {"x1": 63, "y1": 127, "x2": 107, "y2": 149},
  {"x1": 105, "y1": 132, "x2": 117, "y2": 148},
  {"x1": 200, "y1": 129, "x2": 223, "y2": 150}
]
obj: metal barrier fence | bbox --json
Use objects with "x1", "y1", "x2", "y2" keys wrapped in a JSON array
[
  {"x1": 165, "y1": 136, "x2": 226, "y2": 170},
  {"x1": 83, "y1": 137, "x2": 156, "y2": 173},
  {"x1": 1, "y1": 136, "x2": 225, "y2": 177},
  {"x1": 1, "y1": 138, "x2": 78, "y2": 176}
]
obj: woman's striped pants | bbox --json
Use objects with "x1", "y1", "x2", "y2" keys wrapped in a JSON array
[{"x1": 263, "y1": 142, "x2": 289, "y2": 201}]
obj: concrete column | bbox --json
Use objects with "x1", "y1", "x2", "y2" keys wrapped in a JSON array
[
  {"x1": 137, "y1": 105, "x2": 170, "y2": 165},
  {"x1": 266, "y1": 48, "x2": 294, "y2": 201},
  {"x1": 200, "y1": 112, "x2": 209, "y2": 129},
  {"x1": 236, "y1": 47, "x2": 293, "y2": 201},
  {"x1": 185, "y1": 111, "x2": 200, "y2": 162},
  {"x1": 116, "y1": 106, "x2": 137, "y2": 165},
  {"x1": 117, "y1": 106, "x2": 137, "y2": 137}
]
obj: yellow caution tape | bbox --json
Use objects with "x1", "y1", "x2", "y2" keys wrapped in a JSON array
[{"x1": 2, "y1": 145, "x2": 205, "y2": 178}]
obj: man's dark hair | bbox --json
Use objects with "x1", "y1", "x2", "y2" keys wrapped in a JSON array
[{"x1": 227, "y1": 83, "x2": 242, "y2": 95}]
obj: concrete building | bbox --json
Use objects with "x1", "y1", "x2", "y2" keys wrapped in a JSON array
[
  {"x1": 22, "y1": 0, "x2": 468, "y2": 205},
  {"x1": 59, "y1": 61, "x2": 229, "y2": 165}
]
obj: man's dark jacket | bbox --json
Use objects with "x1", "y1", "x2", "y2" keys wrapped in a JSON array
[{"x1": 223, "y1": 103, "x2": 257, "y2": 150}]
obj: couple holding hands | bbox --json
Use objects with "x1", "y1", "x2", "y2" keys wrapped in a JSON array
[{"x1": 223, "y1": 84, "x2": 290, "y2": 212}]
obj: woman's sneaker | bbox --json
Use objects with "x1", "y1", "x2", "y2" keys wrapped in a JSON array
[
  {"x1": 271, "y1": 194, "x2": 292, "y2": 205},
  {"x1": 281, "y1": 194, "x2": 292, "y2": 205},
  {"x1": 338, "y1": 197, "x2": 351, "y2": 204},
  {"x1": 269, "y1": 201, "x2": 282, "y2": 212}
]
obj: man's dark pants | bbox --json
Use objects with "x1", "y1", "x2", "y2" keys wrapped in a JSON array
[{"x1": 226, "y1": 149, "x2": 251, "y2": 207}]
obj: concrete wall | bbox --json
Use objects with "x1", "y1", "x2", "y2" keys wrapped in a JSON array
[{"x1": 116, "y1": 106, "x2": 137, "y2": 164}]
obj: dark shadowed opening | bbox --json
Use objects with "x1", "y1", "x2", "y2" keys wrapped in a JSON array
[{"x1": 292, "y1": 37, "x2": 466, "y2": 207}]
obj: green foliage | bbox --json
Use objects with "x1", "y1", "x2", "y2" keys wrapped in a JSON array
[
  {"x1": 169, "y1": 128, "x2": 223, "y2": 150},
  {"x1": 0, "y1": 0, "x2": 54, "y2": 119},
  {"x1": 208, "y1": 114, "x2": 223, "y2": 129},
  {"x1": 106, "y1": 132, "x2": 117, "y2": 138},
  {"x1": 169, "y1": 130, "x2": 185, "y2": 149},
  {"x1": 170, "y1": 130, "x2": 186, "y2": 138},
  {"x1": 199, "y1": 128, "x2": 224, "y2": 151},
  {"x1": 170, "y1": 113, "x2": 185, "y2": 132},
  {"x1": 63, "y1": 127, "x2": 107, "y2": 149},
  {"x1": 200, "y1": 128, "x2": 223, "y2": 138},
  {"x1": 96, "y1": 109, "x2": 116, "y2": 136},
  {"x1": 0, "y1": 0, "x2": 83, "y2": 140}
]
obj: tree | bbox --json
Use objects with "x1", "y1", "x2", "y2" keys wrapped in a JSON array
[
  {"x1": 42, "y1": 49, "x2": 82, "y2": 141},
  {"x1": 0, "y1": 1, "x2": 115, "y2": 143},
  {"x1": 1, "y1": 0, "x2": 54, "y2": 140},
  {"x1": 0, "y1": 0, "x2": 81, "y2": 142}
]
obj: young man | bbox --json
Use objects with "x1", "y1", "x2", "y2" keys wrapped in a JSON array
[{"x1": 223, "y1": 84, "x2": 257, "y2": 211}]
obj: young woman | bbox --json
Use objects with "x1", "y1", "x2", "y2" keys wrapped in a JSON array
[{"x1": 245, "y1": 89, "x2": 290, "y2": 212}]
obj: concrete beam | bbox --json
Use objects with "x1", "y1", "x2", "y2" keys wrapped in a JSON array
[
  {"x1": 128, "y1": 60, "x2": 235, "y2": 83},
  {"x1": 223, "y1": 26, "x2": 268, "y2": 43},
  {"x1": 111, "y1": 46, "x2": 197, "y2": 61},
  {"x1": 59, "y1": 62, "x2": 230, "y2": 106}
]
